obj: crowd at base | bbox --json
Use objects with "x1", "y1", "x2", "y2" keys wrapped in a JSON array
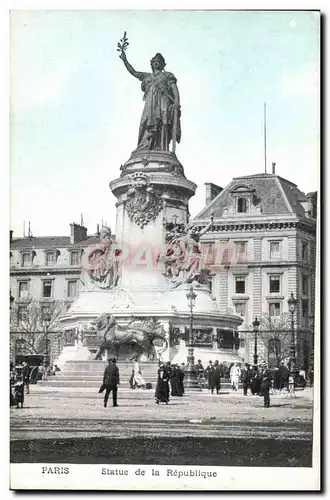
[
  {"x1": 10, "y1": 360, "x2": 61, "y2": 409},
  {"x1": 99, "y1": 358, "x2": 308, "y2": 409}
]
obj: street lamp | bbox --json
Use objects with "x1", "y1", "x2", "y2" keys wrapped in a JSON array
[
  {"x1": 43, "y1": 318, "x2": 50, "y2": 380},
  {"x1": 185, "y1": 285, "x2": 198, "y2": 389},
  {"x1": 288, "y1": 292, "x2": 298, "y2": 377},
  {"x1": 252, "y1": 317, "x2": 260, "y2": 366}
]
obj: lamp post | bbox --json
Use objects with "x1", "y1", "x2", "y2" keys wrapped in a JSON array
[
  {"x1": 43, "y1": 319, "x2": 50, "y2": 380},
  {"x1": 288, "y1": 292, "x2": 298, "y2": 377},
  {"x1": 252, "y1": 317, "x2": 260, "y2": 366},
  {"x1": 185, "y1": 285, "x2": 198, "y2": 389}
]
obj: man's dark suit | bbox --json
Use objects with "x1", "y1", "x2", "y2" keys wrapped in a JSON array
[{"x1": 103, "y1": 362, "x2": 120, "y2": 407}]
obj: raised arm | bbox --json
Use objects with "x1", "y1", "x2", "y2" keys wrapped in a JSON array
[{"x1": 119, "y1": 51, "x2": 145, "y2": 80}]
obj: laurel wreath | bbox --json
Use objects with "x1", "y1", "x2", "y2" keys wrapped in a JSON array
[{"x1": 117, "y1": 31, "x2": 129, "y2": 52}]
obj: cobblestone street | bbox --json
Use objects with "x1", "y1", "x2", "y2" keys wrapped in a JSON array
[{"x1": 10, "y1": 386, "x2": 313, "y2": 467}]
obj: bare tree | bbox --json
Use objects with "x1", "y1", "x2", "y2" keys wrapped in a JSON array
[
  {"x1": 10, "y1": 300, "x2": 66, "y2": 355},
  {"x1": 257, "y1": 313, "x2": 292, "y2": 367}
]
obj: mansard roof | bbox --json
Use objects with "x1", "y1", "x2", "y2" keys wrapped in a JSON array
[
  {"x1": 194, "y1": 173, "x2": 310, "y2": 220},
  {"x1": 10, "y1": 235, "x2": 100, "y2": 250}
]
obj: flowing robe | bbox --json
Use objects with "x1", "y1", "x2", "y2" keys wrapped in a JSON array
[{"x1": 137, "y1": 71, "x2": 181, "y2": 150}]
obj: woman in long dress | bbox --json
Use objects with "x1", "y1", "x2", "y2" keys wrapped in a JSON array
[
  {"x1": 230, "y1": 363, "x2": 241, "y2": 391},
  {"x1": 155, "y1": 364, "x2": 170, "y2": 404},
  {"x1": 133, "y1": 360, "x2": 146, "y2": 389}
]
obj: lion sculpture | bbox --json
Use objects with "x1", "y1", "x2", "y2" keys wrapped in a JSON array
[{"x1": 94, "y1": 313, "x2": 168, "y2": 361}]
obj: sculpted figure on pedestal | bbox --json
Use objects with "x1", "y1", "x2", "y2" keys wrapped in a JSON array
[
  {"x1": 159, "y1": 221, "x2": 213, "y2": 288},
  {"x1": 82, "y1": 226, "x2": 121, "y2": 290},
  {"x1": 119, "y1": 45, "x2": 181, "y2": 152}
]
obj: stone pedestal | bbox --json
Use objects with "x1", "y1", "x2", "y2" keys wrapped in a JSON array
[{"x1": 110, "y1": 150, "x2": 196, "y2": 251}]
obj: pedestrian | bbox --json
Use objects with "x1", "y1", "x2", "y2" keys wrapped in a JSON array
[
  {"x1": 155, "y1": 363, "x2": 170, "y2": 404},
  {"x1": 205, "y1": 360, "x2": 213, "y2": 389},
  {"x1": 278, "y1": 361, "x2": 290, "y2": 390},
  {"x1": 249, "y1": 365, "x2": 258, "y2": 395},
  {"x1": 241, "y1": 363, "x2": 250, "y2": 395},
  {"x1": 195, "y1": 359, "x2": 205, "y2": 388},
  {"x1": 170, "y1": 365, "x2": 181, "y2": 396},
  {"x1": 178, "y1": 364, "x2": 185, "y2": 395},
  {"x1": 132, "y1": 357, "x2": 146, "y2": 389},
  {"x1": 210, "y1": 360, "x2": 221, "y2": 394},
  {"x1": 260, "y1": 364, "x2": 272, "y2": 408},
  {"x1": 230, "y1": 363, "x2": 241, "y2": 391},
  {"x1": 102, "y1": 358, "x2": 120, "y2": 408}
]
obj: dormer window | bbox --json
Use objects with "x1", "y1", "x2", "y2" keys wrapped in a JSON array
[
  {"x1": 237, "y1": 197, "x2": 247, "y2": 213},
  {"x1": 21, "y1": 252, "x2": 32, "y2": 267},
  {"x1": 45, "y1": 251, "x2": 56, "y2": 266}
]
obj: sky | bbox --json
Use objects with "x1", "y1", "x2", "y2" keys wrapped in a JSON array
[{"x1": 9, "y1": 9, "x2": 320, "y2": 238}]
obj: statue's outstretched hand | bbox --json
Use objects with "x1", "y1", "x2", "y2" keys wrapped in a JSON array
[{"x1": 119, "y1": 51, "x2": 127, "y2": 61}]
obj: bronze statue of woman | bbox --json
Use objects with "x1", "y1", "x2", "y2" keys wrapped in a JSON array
[{"x1": 119, "y1": 51, "x2": 181, "y2": 152}]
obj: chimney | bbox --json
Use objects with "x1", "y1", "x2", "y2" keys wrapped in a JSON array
[
  {"x1": 272, "y1": 162, "x2": 276, "y2": 174},
  {"x1": 10, "y1": 230, "x2": 13, "y2": 244},
  {"x1": 70, "y1": 223, "x2": 88, "y2": 244},
  {"x1": 96, "y1": 224, "x2": 100, "y2": 237},
  {"x1": 205, "y1": 183, "x2": 223, "y2": 206}
]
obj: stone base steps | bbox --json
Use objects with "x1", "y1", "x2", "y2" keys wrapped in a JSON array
[{"x1": 38, "y1": 359, "x2": 236, "y2": 390}]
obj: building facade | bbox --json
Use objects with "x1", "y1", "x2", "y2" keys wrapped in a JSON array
[
  {"x1": 9, "y1": 223, "x2": 99, "y2": 361},
  {"x1": 192, "y1": 173, "x2": 317, "y2": 371}
]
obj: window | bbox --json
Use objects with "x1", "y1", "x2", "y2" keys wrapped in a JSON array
[
  {"x1": 235, "y1": 242, "x2": 246, "y2": 262},
  {"x1": 67, "y1": 280, "x2": 78, "y2": 298},
  {"x1": 22, "y1": 253, "x2": 31, "y2": 267},
  {"x1": 46, "y1": 252, "x2": 55, "y2": 266},
  {"x1": 235, "y1": 276, "x2": 246, "y2": 294},
  {"x1": 237, "y1": 197, "x2": 247, "y2": 213},
  {"x1": 41, "y1": 305, "x2": 51, "y2": 322},
  {"x1": 302, "y1": 299, "x2": 309, "y2": 327},
  {"x1": 302, "y1": 275, "x2": 309, "y2": 296},
  {"x1": 270, "y1": 241, "x2": 281, "y2": 259},
  {"x1": 302, "y1": 241, "x2": 308, "y2": 261},
  {"x1": 43, "y1": 280, "x2": 53, "y2": 298},
  {"x1": 70, "y1": 251, "x2": 80, "y2": 265},
  {"x1": 269, "y1": 275, "x2": 280, "y2": 293},
  {"x1": 18, "y1": 281, "x2": 29, "y2": 299},
  {"x1": 269, "y1": 302, "x2": 281, "y2": 317},
  {"x1": 235, "y1": 302, "x2": 245, "y2": 317},
  {"x1": 18, "y1": 305, "x2": 28, "y2": 322}
]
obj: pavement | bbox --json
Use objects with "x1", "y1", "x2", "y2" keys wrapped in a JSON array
[{"x1": 10, "y1": 385, "x2": 313, "y2": 441}]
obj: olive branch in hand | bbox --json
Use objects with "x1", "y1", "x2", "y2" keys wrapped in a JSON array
[{"x1": 117, "y1": 31, "x2": 129, "y2": 53}]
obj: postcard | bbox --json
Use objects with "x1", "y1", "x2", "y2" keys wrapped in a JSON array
[{"x1": 9, "y1": 8, "x2": 320, "y2": 491}]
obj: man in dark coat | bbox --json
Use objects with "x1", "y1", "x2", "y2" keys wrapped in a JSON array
[
  {"x1": 205, "y1": 360, "x2": 213, "y2": 390},
  {"x1": 241, "y1": 363, "x2": 250, "y2": 396},
  {"x1": 260, "y1": 365, "x2": 272, "y2": 408},
  {"x1": 210, "y1": 360, "x2": 221, "y2": 394},
  {"x1": 102, "y1": 358, "x2": 120, "y2": 407}
]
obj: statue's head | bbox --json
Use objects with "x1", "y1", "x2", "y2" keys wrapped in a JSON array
[
  {"x1": 150, "y1": 53, "x2": 166, "y2": 71},
  {"x1": 100, "y1": 226, "x2": 112, "y2": 242}
]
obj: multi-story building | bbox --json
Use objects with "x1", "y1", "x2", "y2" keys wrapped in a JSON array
[
  {"x1": 10, "y1": 223, "x2": 98, "y2": 361},
  {"x1": 192, "y1": 172, "x2": 317, "y2": 371}
]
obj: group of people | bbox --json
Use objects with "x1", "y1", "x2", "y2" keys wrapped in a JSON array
[
  {"x1": 10, "y1": 361, "x2": 30, "y2": 408},
  {"x1": 155, "y1": 362, "x2": 185, "y2": 404}
]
